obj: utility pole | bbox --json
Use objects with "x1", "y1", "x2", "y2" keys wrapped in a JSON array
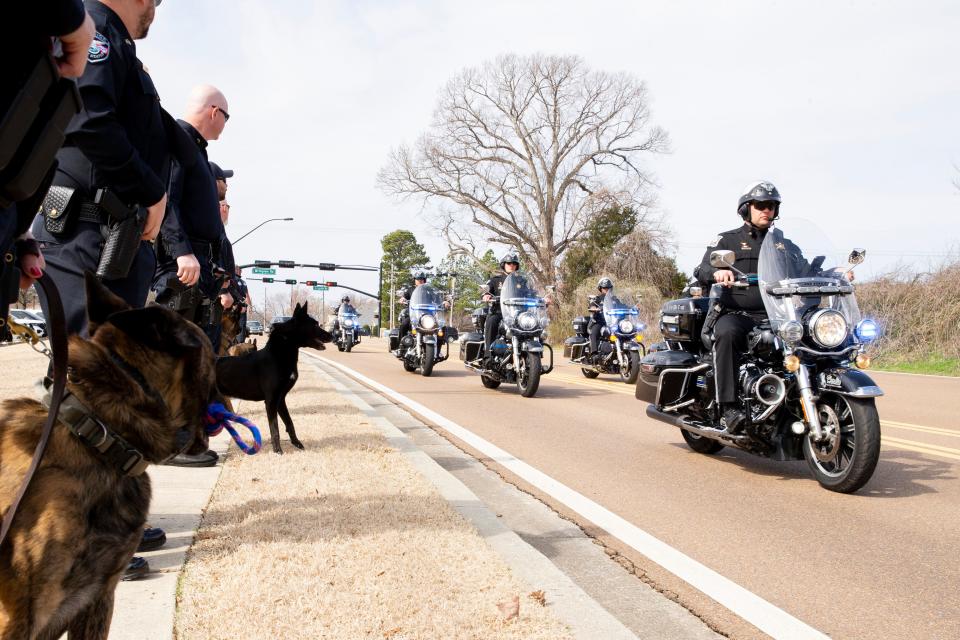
[
  {"x1": 389, "y1": 262, "x2": 395, "y2": 331},
  {"x1": 263, "y1": 281, "x2": 267, "y2": 323}
]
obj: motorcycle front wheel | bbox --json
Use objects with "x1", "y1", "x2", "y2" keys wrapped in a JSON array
[
  {"x1": 345, "y1": 339, "x2": 352, "y2": 353},
  {"x1": 620, "y1": 351, "x2": 640, "y2": 385},
  {"x1": 517, "y1": 352, "x2": 542, "y2": 398},
  {"x1": 803, "y1": 394, "x2": 881, "y2": 494},
  {"x1": 421, "y1": 343, "x2": 435, "y2": 377}
]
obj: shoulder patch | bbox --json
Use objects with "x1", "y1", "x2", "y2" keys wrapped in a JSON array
[
  {"x1": 707, "y1": 235, "x2": 722, "y2": 248},
  {"x1": 88, "y1": 32, "x2": 110, "y2": 63}
]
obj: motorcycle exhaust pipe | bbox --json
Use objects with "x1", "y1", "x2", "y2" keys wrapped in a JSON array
[
  {"x1": 753, "y1": 373, "x2": 786, "y2": 407},
  {"x1": 645, "y1": 405, "x2": 752, "y2": 444}
]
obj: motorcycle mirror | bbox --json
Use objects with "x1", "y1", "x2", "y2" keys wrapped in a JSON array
[
  {"x1": 709, "y1": 250, "x2": 736, "y2": 269},
  {"x1": 848, "y1": 248, "x2": 866, "y2": 265}
]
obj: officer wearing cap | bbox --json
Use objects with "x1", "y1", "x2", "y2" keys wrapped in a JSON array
[
  {"x1": 152, "y1": 85, "x2": 231, "y2": 346},
  {"x1": 31, "y1": 0, "x2": 169, "y2": 336},
  {"x1": 1, "y1": 0, "x2": 93, "y2": 334},
  {"x1": 587, "y1": 277, "x2": 614, "y2": 360}
]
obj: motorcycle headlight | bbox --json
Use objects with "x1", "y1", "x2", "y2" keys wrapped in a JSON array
[
  {"x1": 343, "y1": 319, "x2": 354, "y2": 328},
  {"x1": 419, "y1": 314, "x2": 437, "y2": 330},
  {"x1": 778, "y1": 320, "x2": 804, "y2": 344},
  {"x1": 617, "y1": 320, "x2": 634, "y2": 334},
  {"x1": 855, "y1": 318, "x2": 880, "y2": 343},
  {"x1": 517, "y1": 311, "x2": 539, "y2": 331},
  {"x1": 809, "y1": 310, "x2": 848, "y2": 348}
]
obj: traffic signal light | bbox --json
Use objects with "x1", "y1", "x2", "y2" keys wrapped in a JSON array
[
  {"x1": 304, "y1": 280, "x2": 317, "y2": 286},
  {"x1": 255, "y1": 260, "x2": 271, "y2": 268},
  {"x1": 278, "y1": 260, "x2": 296, "y2": 268},
  {"x1": 324, "y1": 281, "x2": 336, "y2": 287},
  {"x1": 284, "y1": 279, "x2": 297, "y2": 285},
  {"x1": 262, "y1": 277, "x2": 274, "y2": 283},
  {"x1": 316, "y1": 262, "x2": 336, "y2": 270}
]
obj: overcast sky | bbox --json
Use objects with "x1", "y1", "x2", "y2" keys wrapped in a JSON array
[{"x1": 137, "y1": 0, "x2": 959, "y2": 300}]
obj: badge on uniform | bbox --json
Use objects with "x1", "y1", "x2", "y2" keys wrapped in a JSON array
[
  {"x1": 88, "y1": 32, "x2": 110, "y2": 63},
  {"x1": 740, "y1": 241, "x2": 751, "y2": 250},
  {"x1": 708, "y1": 235, "x2": 722, "y2": 248},
  {"x1": 776, "y1": 242, "x2": 786, "y2": 250}
]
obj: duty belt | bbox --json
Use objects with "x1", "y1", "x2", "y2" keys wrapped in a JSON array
[{"x1": 76, "y1": 200, "x2": 108, "y2": 224}]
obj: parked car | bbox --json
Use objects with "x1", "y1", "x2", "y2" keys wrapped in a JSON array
[
  {"x1": 8, "y1": 309, "x2": 46, "y2": 337},
  {"x1": 247, "y1": 320, "x2": 264, "y2": 336},
  {"x1": 268, "y1": 316, "x2": 291, "y2": 333}
]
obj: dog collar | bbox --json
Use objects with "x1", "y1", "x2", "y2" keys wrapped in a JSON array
[{"x1": 39, "y1": 377, "x2": 149, "y2": 477}]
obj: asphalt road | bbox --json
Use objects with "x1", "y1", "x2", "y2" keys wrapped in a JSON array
[{"x1": 318, "y1": 337, "x2": 959, "y2": 640}]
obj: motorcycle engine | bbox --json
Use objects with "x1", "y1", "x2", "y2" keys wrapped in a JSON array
[{"x1": 740, "y1": 364, "x2": 787, "y2": 410}]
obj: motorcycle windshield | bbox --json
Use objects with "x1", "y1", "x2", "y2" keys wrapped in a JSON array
[
  {"x1": 602, "y1": 292, "x2": 639, "y2": 332},
  {"x1": 501, "y1": 272, "x2": 548, "y2": 329},
  {"x1": 758, "y1": 219, "x2": 861, "y2": 331},
  {"x1": 338, "y1": 305, "x2": 359, "y2": 326},
  {"x1": 410, "y1": 284, "x2": 445, "y2": 327}
]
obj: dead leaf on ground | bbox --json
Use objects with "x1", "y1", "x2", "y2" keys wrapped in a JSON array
[
  {"x1": 497, "y1": 594, "x2": 520, "y2": 620},
  {"x1": 528, "y1": 590, "x2": 546, "y2": 606},
  {"x1": 383, "y1": 627, "x2": 402, "y2": 638}
]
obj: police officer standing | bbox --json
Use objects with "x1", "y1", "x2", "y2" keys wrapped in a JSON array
[
  {"x1": 32, "y1": 0, "x2": 169, "y2": 337},
  {"x1": 481, "y1": 252, "x2": 520, "y2": 362},
  {"x1": 1, "y1": 1, "x2": 93, "y2": 332},
  {"x1": 152, "y1": 85, "x2": 231, "y2": 347}
]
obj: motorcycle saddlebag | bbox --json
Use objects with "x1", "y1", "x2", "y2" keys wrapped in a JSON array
[
  {"x1": 563, "y1": 335, "x2": 587, "y2": 358},
  {"x1": 572, "y1": 315, "x2": 590, "y2": 338},
  {"x1": 636, "y1": 350, "x2": 698, "y2": 404},
  {"x1": 388, "y1": 328, "x2": 399, "y2": 352},
  {"x1": 460, "y1": 331, "x2": 484, "y2": 361},
  {"x1": 659, "y1": 297, "x2": 709, "y2": 344}
]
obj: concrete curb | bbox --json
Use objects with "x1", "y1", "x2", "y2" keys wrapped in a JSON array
[{"x1": 307, "y1": 355, "x2": 639, "y2": 640}]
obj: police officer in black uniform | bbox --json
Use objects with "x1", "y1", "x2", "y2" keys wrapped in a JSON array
[
  {"x1": 397, "y1": 273, "x2": 427, "y2": 343},
  {"x1": 587, "y1": 277, "x2": 613, "y2": 360},
  {"x1": 152, "y1": 89, "x2": 230, "y2": 347},
  {"x1": 1, "y1": 0, "x2": 93, "y2": 336},
  {"x1": 696, "y1": 181, "x2": 782, "y2": 431},
  {"x1": 481, "y1": 252, "x2": 520, "y2": 360},
  {"x1": 234, "y1": 267, "x2": 249, "y2": 342},
  {"x1": 31, "y1": 0, "x2": 169, "y2": 337}
]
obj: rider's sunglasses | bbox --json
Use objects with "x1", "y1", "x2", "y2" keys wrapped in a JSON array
[
  {"x1": 215, "y1": 106, "x2": 230, "y2": 122},
  {"x1": 753, "y1": 201, "x2": 777, "y2": 212}
]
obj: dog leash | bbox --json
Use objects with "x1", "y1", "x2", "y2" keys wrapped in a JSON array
[
  {"x1": 204, "y1": 402, "x2": 262, "y2": 455},
  {"x1": 0, "y1": 273, "x2": 68, "y2": 548}
]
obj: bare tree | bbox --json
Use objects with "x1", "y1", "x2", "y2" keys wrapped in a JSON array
[{"x1": 378, "y1": 54, "x2": 669, "y2": 289}]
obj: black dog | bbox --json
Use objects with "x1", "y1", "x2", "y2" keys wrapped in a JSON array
[{"x1": 216, "y1": 302, "x2": 332, "y2": 454}]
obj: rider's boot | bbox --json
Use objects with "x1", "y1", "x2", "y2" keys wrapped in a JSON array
[{"x1": 720, "y1": 403, "x2": 745, "y2": 433}]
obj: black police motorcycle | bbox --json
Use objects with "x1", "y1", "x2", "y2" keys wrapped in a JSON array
[
  {"x1": 334, "y1": 306, "x2": 360, "y2": 352},
  {"x1": 388, "y1": 283, "x2": 456, "y2": 376},
  {"x1": 636, "y1": 221, "x2": 883, "y2": 493},
  {"x1": 460, "y1": 272, "x2": 553, "y2": 397},
  {"x1": 565, "y1": 292, "x2": 646, "y2": 383}
]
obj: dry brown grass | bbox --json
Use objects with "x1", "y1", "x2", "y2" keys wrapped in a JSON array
[
  {"x1": 175, "y1": 366, "x2": 572, "y2": 640},
  {"x1": 856, "y1": 262, "x2": 960, "y2": 369}
]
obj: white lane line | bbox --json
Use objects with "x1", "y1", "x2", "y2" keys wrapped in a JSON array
[{"x1": 314, "y1": 355, "x2": 829, "y2": 640}]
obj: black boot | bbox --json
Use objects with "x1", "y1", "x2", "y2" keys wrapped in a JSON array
[{"x1": 721, "y1": 403, "x2": 745, "y2": 433}]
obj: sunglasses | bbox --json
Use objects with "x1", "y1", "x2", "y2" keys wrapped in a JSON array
[
  {"x1": 753, "y1": 201, "x2": 777, "y2": 212},
  {"x1": 215, "y1": 106, "x2": 230, "y2": 122}
]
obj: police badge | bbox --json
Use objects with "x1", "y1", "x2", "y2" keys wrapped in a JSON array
[{"x1": 88, "y1": 32, "x2": 110, "y2": 64}]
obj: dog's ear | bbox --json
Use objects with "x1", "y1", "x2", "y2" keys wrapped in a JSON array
[
  {"x1": 108, "y1": 306, "x2": 205, "y2": 354},
  {"x1": 301, "y1": 301, "x2": 309, "y2": 314},
  {"x1": 85, "y1": 271, "x2": 131, "y2": 335},
  {"x1": 293, "y1": 302, "x2": 303, "y2": 317}
]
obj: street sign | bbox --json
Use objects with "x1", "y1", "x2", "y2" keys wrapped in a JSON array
[
  {"x1": 313, "y1": 285, "x2": 328, "y2": 291},
  {"x1": 252, "y1": 267, "x2": 275, "y2": 275}
]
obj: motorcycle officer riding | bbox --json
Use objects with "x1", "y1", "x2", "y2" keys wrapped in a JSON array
[
  {"x1": 397, "y1": 272, "x2": 427, "y2": 347},
  {"x1": 332, "y1": 295, "x2": 355, "y2": 330},
  {"x1": 588, "y1": 277, "x2": 614, "y2": 362},
  {"x1": 481, "y1": 252, "x2": 520, "y2": 365},
  {"x1": 696, "y1": 180, "x2": 853, "y2": 432}
]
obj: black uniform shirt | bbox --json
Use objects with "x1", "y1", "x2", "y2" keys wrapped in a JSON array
[
  {"x1": 483, "y1": 274, "x2": 507, "y2": 314},
  {"x1": 52, "y1": 0, "x2": 166, "y2": 206},
  {"x1": 588, "y1": 293, "x2": 605, "y2": 324},
  {"x1": 159, "y1": 120, "x2": 224, "y2": 258},
  {"x1": 696, "y1": 223, "x2": 768, "y2": 312}
]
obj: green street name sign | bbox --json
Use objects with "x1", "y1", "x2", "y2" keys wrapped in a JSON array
[
  {"x1": 252, "y1": 268, "x2": 276, "y2": 275},
  {"x1": 313, "y1": 285, "x2": 329, "y2": 291}
]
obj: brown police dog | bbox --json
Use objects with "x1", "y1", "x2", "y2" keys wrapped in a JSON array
[
  {"x1": 227, "y1": 338, "x2": 257, "y2": 357},
  {"x1": 0, "y1": 274, "x2": 217, "y2": 640}
]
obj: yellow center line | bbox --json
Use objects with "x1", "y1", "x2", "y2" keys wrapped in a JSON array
[
  {"x1": 882, "y1": 439, "x2": 960, "y2": 462},
  {"x1": 880, "y1": 421, "x2": 958, "y2": 438}
]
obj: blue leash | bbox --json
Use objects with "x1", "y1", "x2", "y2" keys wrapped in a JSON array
[{"x1": 204, "y1": 402, "x2": 262, "y2": 455}]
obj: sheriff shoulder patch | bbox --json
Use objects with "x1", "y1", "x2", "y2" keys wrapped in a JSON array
[
  {"x1": 707, "y1": 235, "x2": 722, "y2": 248},
  {"x1": 88, "y1": 32, "x2": 110, "y2": 63}
]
